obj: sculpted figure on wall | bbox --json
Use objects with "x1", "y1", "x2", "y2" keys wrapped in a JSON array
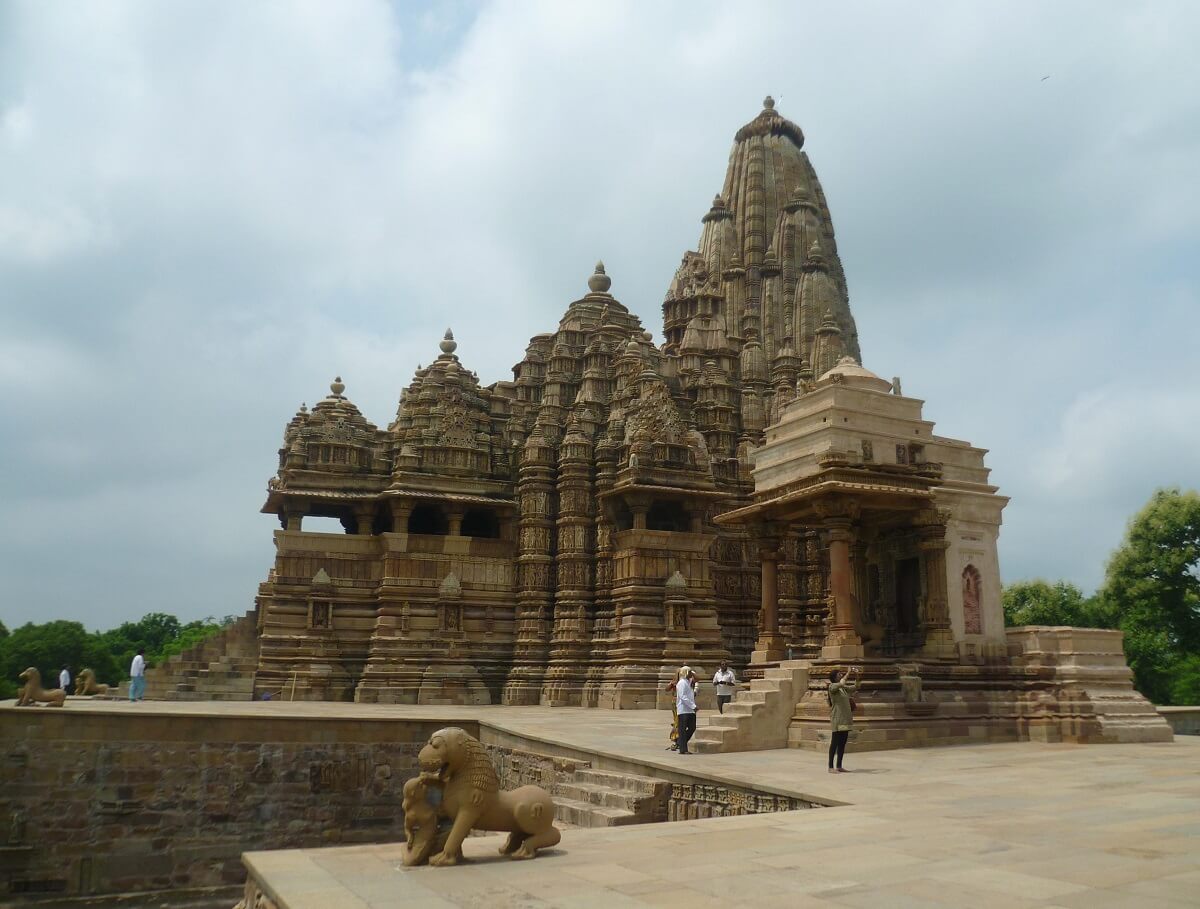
[
  {"x1": 962, "y1": 565, "x2": 983, "y2": 635},
  {"x1": 16, "y1": 668, "x2": 66, "y2": 707},
  {"x1": 407, "y1": 726, "x2": 561, "y2": 865}
]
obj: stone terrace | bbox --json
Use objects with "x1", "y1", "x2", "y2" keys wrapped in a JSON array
[{"x1": 7, "y1": 700, "x2": 1199, "y2": 907}]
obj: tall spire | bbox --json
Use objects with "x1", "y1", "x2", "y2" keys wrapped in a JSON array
[{"x1": 664, "y1": 96, "x2": 861, "y2": 374}]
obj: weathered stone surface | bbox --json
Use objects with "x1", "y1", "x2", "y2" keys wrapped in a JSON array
[{"x1": 0, "y1": 709, "x2": 453, "y2": 899}]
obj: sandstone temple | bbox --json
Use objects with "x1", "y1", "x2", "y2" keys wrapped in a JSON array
[{"x1": 235, "y1": 98, "x2": 1166, "y2": 747}]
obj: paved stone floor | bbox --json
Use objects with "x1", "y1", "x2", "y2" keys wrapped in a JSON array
[{"x1": 61, "y1": 700, "x2": 1200, "y2": 907}]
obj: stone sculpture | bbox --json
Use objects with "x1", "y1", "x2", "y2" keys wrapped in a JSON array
[
  {"x1": 410, "y1": 726, "x2": 560, "y2": 865},
  {"x1": 401, "y1": 775, "x2": 452, "y2": 867},
  {"x1": 16, "y1": 668, "x2": 66, "y2": 707},
  {"x1": 74, "y1": 669, "x2": 111, "y2": 696}
]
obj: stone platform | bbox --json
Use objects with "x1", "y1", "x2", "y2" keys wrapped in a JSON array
[
  {"x1": 6, "y1": 700, "x2": 1199, "y2": 907},
  {"x1": 222, "y1": 702, "x2": 1200, "y2": 908}
]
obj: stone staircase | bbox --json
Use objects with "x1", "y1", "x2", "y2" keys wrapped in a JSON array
[
  {"x1": 553, "y1": 767, "x2": 671, "y2": 828},
  {"x1": 119, "y1": 610, "x2": 260, "y2": 701},
  {"x1": 692, "y1": 660, "x2": 810, "y2": 753}
]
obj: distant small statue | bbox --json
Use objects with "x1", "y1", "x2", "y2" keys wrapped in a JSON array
[
  {"x1": 75, "y1": 668, "x2": 111, "y2": 696},
  {"x1": 897, "y1": 663, "x2": 924, "y2": 704},
  {"x1": 16, "y1": 668, "x2": 66, "y2": 707},
  {"x1": 411, "y1": 726, "x2": 560, "y2": 865}
]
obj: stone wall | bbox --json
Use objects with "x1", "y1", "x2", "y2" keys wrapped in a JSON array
[
  {"x1": 0, "y1": 709, "x2": 471, "y2": 902},
  {"x1": 1158, "y1": 706, "x2": 1200, "y2": 735}
]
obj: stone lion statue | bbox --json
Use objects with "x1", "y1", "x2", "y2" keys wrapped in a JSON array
[
  {"x1": 414, "y1": 726, "x2": 560, "y2": 865},
  {"x1": 75, "y1": 668, "x2": 111, "y2": 696},
  {"x1": 16, "y1": 668, "x2": 66, "y2": 707}
]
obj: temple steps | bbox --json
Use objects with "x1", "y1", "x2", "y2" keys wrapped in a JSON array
[
  {"x1": 693, "y1": 660, "x2": 810, "y2": 754},
  {"x1": 552, "y1": 768, "x2": 670, "y2": 827},
  {"x1": 117, "y1": 609, "x2": 261, "y2": 701}
]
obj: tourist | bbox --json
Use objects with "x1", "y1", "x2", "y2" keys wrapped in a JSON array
[
  {"x1": 827, "y1": 665, "x2": 862, "y2": 773},
  {"x1": 665, "y1": 666, "x2": 689, "y2": 750},
  {"x1": 59, "y1": 665, "x2": 71, "y2": 693},
  {"x1": 712, "y1": 660, "x2": 737, "y2": 713},
  {"x1": 129, "y1": 648, "x2": 146, "y2": 702},
  {"x1": 676, "y1": 667, "x2": 698, "y2": 755}
]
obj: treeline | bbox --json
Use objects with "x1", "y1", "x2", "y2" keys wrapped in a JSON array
[
  {"x1": 1003, "y1": 487, "x2": 1200, "y2": 706},
  {"x1": 0, "y1": 612, "x2": 232, "y2": 699}
]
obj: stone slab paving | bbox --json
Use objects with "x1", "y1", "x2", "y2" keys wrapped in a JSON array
[{"x1": 38, "y1": 700, "x2": 1200, "y2": 906}]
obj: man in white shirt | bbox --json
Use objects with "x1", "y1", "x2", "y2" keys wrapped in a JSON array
[
  {"x1": 712, "y1": 660, "x2": 737, "y2": 713},
  {"x1": 676, "y1": 670, "x2": 698, "y2": 754},
  {"x1": 129, "y1": 649, "x2": 146, "y2": 702},
  {"x1": 59, "y1": 665, "x2": 71, "y2": 693}
]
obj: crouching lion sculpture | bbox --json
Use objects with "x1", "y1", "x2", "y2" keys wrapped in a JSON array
[
  {"x1": 75, "y1": 668, "x2": 111, "y2": 696},
  {"x1": 16, "y1": 668, "x2": 66, "y2": 707},
  {"x1": 407, "y1": 726, "x2": 560, "y2": 865}
]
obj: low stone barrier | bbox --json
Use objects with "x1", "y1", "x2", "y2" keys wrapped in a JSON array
[
  {"x1": 1158, "y1": 706, "x2": 1200, "y2": 735},
  {"x1": 0, "y1": 707, "x2": 469, "y2": 901}
]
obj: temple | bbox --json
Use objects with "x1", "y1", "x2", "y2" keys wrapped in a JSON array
[{"x1": 245, "y1": 98, "x2": 1169, "y2": 746}]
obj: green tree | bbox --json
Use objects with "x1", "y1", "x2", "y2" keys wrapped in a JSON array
[
  {"x1": 0, "y1": 620, "x2": 122, "y2": 693},
  {"x1": 0, "y1": 619, "x2": 9, "y2": 638},
  {"x1": 155, "y1": 617, "x2": 228, "y2": 663},
  {"x1": 1098, "y1": 487, "x2": 1200, "y2": 704},
  {"x1": 1002, "y1": 580, "x2": 1109, "y2": 628}
]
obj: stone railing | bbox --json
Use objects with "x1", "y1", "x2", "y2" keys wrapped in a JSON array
[{"x1": 1158, "y1": 706, "x2": 1200, "y2": 735}]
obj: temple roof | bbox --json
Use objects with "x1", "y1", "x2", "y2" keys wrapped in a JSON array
[
  {"x1": 734, "y1": 95, "x2": 805, "y2": 146},
  {"x1": 817, "y1": 356, "x2": 892, "y2": 392}
]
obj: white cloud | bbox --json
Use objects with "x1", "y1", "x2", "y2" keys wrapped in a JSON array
[{"x1": 1, "y1": 0, "x2": 1198, "y2": 628}]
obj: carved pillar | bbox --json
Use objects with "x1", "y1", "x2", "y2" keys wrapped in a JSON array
[
  {"x1": 917, "y1": 509, "x2": 955, "y2": 659},
  {"x1": 285, "y1": 510, "x2": 304, "y2": 531},
  {"x1": 446, "y1": 509, "x2": 464, "y2": 536},
  {"x1": 751, "y1": 535, "x2": 786, "y2": 663},
  {"x1": 851, "y1": 540, "x2": 869, "y2": 621},
  {"x1": 503, "y1": 429, "x2": 555, "y2": 704},
  {"x1": 822, "y1": 517, "x2": 864, "y2": 659},
  {"x1": 542, "y1": 422, "x2": 593, "y2": 706},
  {"x1": 630, "y1": 499, "x2": 649, "y2": 530},
  {"x1": 389, "y1": 499, "x2": 412, "y2": 534},
  {"x1": 354, "y1": 505, "x2": 374, "y2": 535}
]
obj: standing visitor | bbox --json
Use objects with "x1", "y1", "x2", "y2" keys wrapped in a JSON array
[
  {"x1": 827, "y1": 665, "x2": 862, "y2": 773},
  {"x1": 129, "y1": 648, "x2": 146, "y2": 702},
  {"x1": 712, "y1": 660, "x2": 737, "y2": 713},
  {"x1": 676, "y1": 667, "x2": 698, "y2": 755},
  {"x1": 665, "y1": 665, "x2": 690, "y2": 751},
  {"x1": 58, "y1": 665, "x2": 71, "y2": 693}
]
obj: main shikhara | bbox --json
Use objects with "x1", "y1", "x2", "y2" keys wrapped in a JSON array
[{"x1": 247, "y1": 99, "x2": 1166, "y2": 747}]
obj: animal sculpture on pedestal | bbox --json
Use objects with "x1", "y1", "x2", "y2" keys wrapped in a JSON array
[
  {"x1": 410, "y1": 726, "x2": 560, "y2": 865},
  {"x1": 16, "y1": 668, "x2": 66, "y2": 707}
]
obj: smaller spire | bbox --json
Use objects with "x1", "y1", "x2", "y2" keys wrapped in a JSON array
[
  {"x1": 763, "y1": 95, "x2": 775, "y2": 110},
  {"x1": 588, "y1": 260, "x2": 612, "y2": 294},
  {"x1": 440, "y1": 329, "x2": 457, "y2": 354},
  {"x1": 805, "y1": 239, "x2": 827, "y2": 270},
  {"x1": 300, "y1": 402, "x2": 308, "y2": 414},
  {"x1": 330, "y1": 377, "x2": 345, "y2": 397}
]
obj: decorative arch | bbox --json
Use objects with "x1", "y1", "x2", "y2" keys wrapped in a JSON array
[{"x1": 962, "y1": 564, "x2": 983, "y2": 635}]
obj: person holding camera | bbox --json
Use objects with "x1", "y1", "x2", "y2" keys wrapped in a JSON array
[{"x1": 827, "y1": 665, "x2": 861, "y2": 773}]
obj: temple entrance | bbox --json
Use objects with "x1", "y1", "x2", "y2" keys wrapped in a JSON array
[{"x1": 895, "y1": 557, "x2": 921, "y2": 634}]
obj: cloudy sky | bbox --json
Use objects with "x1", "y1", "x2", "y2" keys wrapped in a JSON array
[{"x1": 2, "y1": 1, "x2": 1197, "y2": 631}]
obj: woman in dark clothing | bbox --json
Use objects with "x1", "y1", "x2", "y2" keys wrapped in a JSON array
[{"x1": 827, "y1": 665, "x2": 862, "y2": 773}]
